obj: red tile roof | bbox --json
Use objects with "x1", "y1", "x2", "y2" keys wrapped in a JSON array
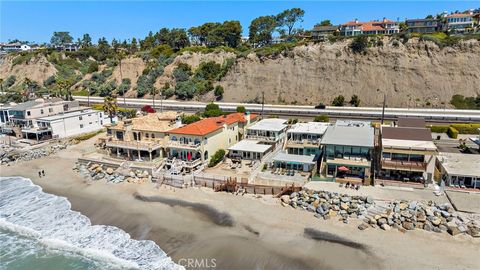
[
  {"x1": 362, "y1": 23, "x2": 385, "y2": 31},
  {"x1": 169, "y1": 113, "x2": 257, "y2": 136},
  {"x1": 447, "y1": 13, "x2": 473, "y2": 18}
]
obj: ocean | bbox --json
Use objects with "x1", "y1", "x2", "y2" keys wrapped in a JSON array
[{"x1": 0, "y1": 177, "x2": 183, "y2": 270}]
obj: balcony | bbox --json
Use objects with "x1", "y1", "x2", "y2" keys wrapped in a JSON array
[
  {"x1": 246, "y1": 135, "x2": 279, "y2": 142},
  {"x1": 21, "y1": 126, "x2": 52, "y2": 133},
  {"x1": 106, "y1": 139, "x2": 162, "y2": 151},
  {"x1": 167, "y1": 140, "x2": 201, "y2": 150},
  {"x1": 381, "y1": 159, "x2": 427, "y2": 172},
  {"x1": 286, "y1": 138, "x2": 321, "y2": 148},
  {"x1": 165, "y1": 158, "x2": 202, "y2": 168}
]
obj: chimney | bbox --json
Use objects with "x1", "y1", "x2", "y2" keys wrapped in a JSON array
[
  {"x1": 383, "y1": 17, "x2": 387, "y2": 23},
  {"x1": 175, "y1": 115, "x2": 182, "y2": 128},
  {"x1": 245, "y1": 111, "x2": 251, "y2": 125},
  {"x1": 355, "y1": 18, "x2": 359, "y2": 24}
]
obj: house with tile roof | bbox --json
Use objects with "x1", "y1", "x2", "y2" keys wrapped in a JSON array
[
  {"x1": 340, "y1": 18, "x2": 399, "y2": 36},
  {"x1": 405, "y1": 18, "x2": 441, "y2": 34},
  {"x1": 104, "y1": 111, "x2": 180, "y2": 162},
  {"x1": 445, "y1": 12, "x2": 476, "y2": 33},
  {"x1": 378, "y1": 118, "x2": 438, "y2": 184},
  {"x1": 166, "y1": 112, "x2": 257, "y2": 171}
]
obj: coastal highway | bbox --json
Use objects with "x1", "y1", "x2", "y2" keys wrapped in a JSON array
[{"x1": 73, "y1": 96, "x2": 480, "y2": 123}]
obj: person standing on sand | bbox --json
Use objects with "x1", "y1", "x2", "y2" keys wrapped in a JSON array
[
  {"x1": 38, "y1": 171, "x2": 42, "y2": 178},
  {"x1": 42, "y1": 170, "x2": 45, "y2": 177}
]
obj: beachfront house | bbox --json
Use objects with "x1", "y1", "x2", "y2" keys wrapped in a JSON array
[
  {"x1": 166, "y1": 113, "x2": 252, "y2": 171},
  {"x1": 436, "y1": 152, "x2": 480, "y2": 189},
  {"x1": 406, "y1": 18, "x2": 441, "y2": 33},
  {"x1": 340, "y1": 18, "x2": 399, "y2": 36},
  {"x1": 104, "y1": 111, "x2": 179, "y2": 162},
  {"x1": 23, "y1": 108, "x2": 112, "y2": 141},
  {"x1": 4, "y1": 99, "x2": 79, "y2": 138},
  {"x1": 321, "y1": 120, "x2": 374, "y2": 181},
  {"x1": 0, "y1": 104, "x2": 13, "y2": 128},
  {"x1": 285, "y1": 122, "x2": 330, "y2": 156},
  {"x1": 378, "y1": 118, "x2": 438, "y2": 184},
  {"x1": 245, "y1": 118, "x2": 288, "y2": 147},
  {"x1": 227, "y1": 139, "x2": 272, "y2": 160},
  {"x1": 445, "y1": 12, "x2": 475, "y2": 33},
  {"x1": 1, "y1": 43, "x2": 31, "y2": 52}
]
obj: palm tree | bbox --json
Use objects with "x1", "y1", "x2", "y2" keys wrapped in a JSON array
[
  {"x1": 103, "y1": 96, "x2": 118, "y2": 123},
  {"x1": 151, "y1": 87, "x2": 157, "y2": 110},
  {"x1": 0, "y1": 78, "x2": 4, "y2": 94},
  {"x1": 23, "y1": 77, "x2": 33, "y2": 101}
]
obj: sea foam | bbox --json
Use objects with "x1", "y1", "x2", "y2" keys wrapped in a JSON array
[{"x1": 0, "y1": 177, "x2": 183, "y2": 270}]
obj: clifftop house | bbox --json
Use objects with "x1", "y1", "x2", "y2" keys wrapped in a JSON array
[
  {"x1": 406, "y1": 18, "x2": 441, "y2": 34},
  {"x1": 445, "y1": 12, "x2": 476, "y2": 32},
  {"x1": 340, "y1": 18, "x2": 399, "y2": 36}
]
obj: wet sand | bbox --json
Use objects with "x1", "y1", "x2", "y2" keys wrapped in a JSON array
[{"x1": 2, "y1": 137, "x2": 480, "y2": 269}]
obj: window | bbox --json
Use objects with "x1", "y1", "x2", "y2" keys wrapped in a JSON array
[
  {"x1": 89, "y1": 122, "x2": 92, "y2": 125},
  {"x1": 40, "y1": 109, "x2": 44, "y2": 114},
  {"x1": 49, "y1": 108, "x2": 53, "y2": 113},
  {"x1": 80, "y1": 124, "x2": 84, "y2": 128},
  {"x1": 79, "y1": 116, "x2": 83, "y2": 120},
  {"x1": 27, "y1": 111, "x2": 31, "y2": 116},
  {"x1": 146, "y1": 133, "x2": 149, "y2": 138},
  {"x1": 151, "y1": 133, "x2": 155, "y2": 139}
]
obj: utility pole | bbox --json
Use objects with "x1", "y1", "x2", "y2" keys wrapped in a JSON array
[
  {"x1": 261, "y1": 91, "x2": 265, "y2": 119},
  {"x1": 160, "y1": 91, "x2": 163, "y2": 113},
  {"x1": 381, "y1": 93, "x2": 386, "y2": 125}
]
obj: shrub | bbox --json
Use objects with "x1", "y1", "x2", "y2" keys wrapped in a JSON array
[
  {"x1": 349, "y1": 36, "x2": 368, "y2": 54},
  {"x1": 450, "y1": 94, "x2": 480, "y2": 110},
  {"x1": 141, "y1": 105, "x2": 156, "y2": 113},
  {"x1": 4, "y1": 75, "x2": 16, "y2": 88},
  {"x1": 117, "y1": 107, "x2": 137, "y2": 119},
  {"x1": 162, "y1": 87, "x2": 175, "y2": 98},
  {"x1": 203, "y1": 102, "x2": 223, "y2": 117},
  {"x1": 195, "y1": 61, "x2": 222, "y2": 81},
  {"x1": 208, "y1": 149, "x2": 226, "y2": 167},
  {"x1": 118, "y1": 78, "x2": 131, "y2": 95},
  {"x1": 447, "y1": 127, "x2": 459, "y2": 139},
  {"x1": 173, "y1": 63, "x2": 192, "y2": 82},
  {"x1": 73, "y1": 130, "x2": 103, "y2": 141},
  {"x1": 450, "y1": 124, "x2": 480, "y2": 134},
  {"x1": 314, "y1": 115, "x2": 329, "y2": 122},
  {"x1": 429, "y1": 125, "x2": 449, "y2": 133},
  {"x1": 175, "y1": 80, "x2": 196, "y2": 99},
  {"x1": 87, "y1": 61, "x2": 99, "y2": 73},
  {"x1": 349, "y1": 95, "x2": 360, "y2": 107},
  {"x1": 151, "y1": 44, "x2": 174, "y2": 58},
  {"x1": 181, "y1": 114, "x2": 201, "y2": 124},
  {"x1": 214, "y1": 85, "x2": 224, "y2": 97},
  {"x1": 236, "y1": 106, "x2": 246, "y2": 113},
  {"x1": 332, "y1": 95, "x2": 345, "y2": 106}
]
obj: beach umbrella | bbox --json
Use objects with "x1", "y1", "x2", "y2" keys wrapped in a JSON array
[{"x1": 338, "y1": 166, "x2": 349, "y2": 172}]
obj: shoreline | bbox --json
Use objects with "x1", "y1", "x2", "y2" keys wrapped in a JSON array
[{"x1": 2, "y1": 140, "x2": 480, "y2": 269}]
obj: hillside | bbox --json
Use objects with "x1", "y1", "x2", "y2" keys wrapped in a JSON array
[{"x1": 1, "y1": 37, "x2": 479, "y2": 108}]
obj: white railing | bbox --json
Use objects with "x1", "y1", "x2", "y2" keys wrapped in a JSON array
[{"x1": 167, "y1": 141, "x2": 201, "y2": 149}]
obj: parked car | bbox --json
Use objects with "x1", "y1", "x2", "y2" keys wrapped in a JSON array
[{"x1": 315, "y1": 103, "x2": 326, "y2": 109}]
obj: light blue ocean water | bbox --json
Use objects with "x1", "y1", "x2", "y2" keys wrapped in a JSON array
[{"x1": 0, "y1": 177, "x2": 183, "y2": 270}]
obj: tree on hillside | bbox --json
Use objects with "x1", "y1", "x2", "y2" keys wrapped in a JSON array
[
  {"x1": 316, "y1": 20, "x2": 332, "y2": 27},
  {"x1": 275, "y1": 8, "x2": 305, "y2": 38},
  {"x1": 189, "y1": 21, "x2": 241, "y2": 48},
  {"x1": 236, "y1": 106, "x2": 246, "y2": 113},
  {"x1": 130, "y1": 37, "x2": 138, "y2": 53},
  {"x1": 204, "y1": 102, "x2": 223, "y2": 117},
  {"x1": 80, "y1": 33, "x2": 92, "y2": 47},
  {"x1": 249, "y1": 15, "x2": 277, "y2": 47},
  {"x1": 222, "y1": 21, "x2": 242, "y2": 48},
  {"x1": 169, "y1": 28, "x2": 190, "y2": 50},
  {"x1": 50, "y1": 31, "x2": 73, "y2": 46},
  {"x1": 214, "y1": 85, "x2": 224, "y2": 100},
  {"x1": 349, "y1": 95, "x2": 361, "y2": 107},
  {"x1": 350, "y1": 36, "x2": 368, "y2": 54},
  {"x1": 140, "y1": 31, "x2": 156, "y2": 50}
]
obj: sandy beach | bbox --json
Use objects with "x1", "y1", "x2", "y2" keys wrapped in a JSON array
[{"x1": 2, "y1": 137, "x2": 479, "y2": 270}]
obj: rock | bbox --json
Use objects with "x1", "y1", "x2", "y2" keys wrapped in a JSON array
[
  {"x1": 399, "y1": 202, "x2": 408, "y2": 210},
  {"x1": 378, "y1": 218, "x2": 387, "y2": 226},
  {"x1": 408, "y1": 201, "x2": 417, "y2": 210},
  {"x1": 315, "y1": 206, "x2": 325, "y2": 215},
  {"x1": 467, "y1": 226, "x2": 480, "y2": 238},
  {"x1": 323, "y1": 215, "x2": 330, "y2": 220},
  {"x1": 340, "y1": 203, "x2": 349, "y2": 210},
  {"x1": 340, "y1": 197, "x2": 350, "y2": 203},
  {"x1": 416, "y1": 212, "x2": 427, "y2": 222},
  {"x1": 402, "y1": 221, "x2": 414, "y2": 230},
  {"x1": 290, "y1": 192, "x2": 298, "y2": 199},
  {"x1": 350, "y1": 213, "x2": 357, "y2": 219},
  {"x1": 432, "y1": 227, "x2": 442, "y2": 233},
  {"x1": 358, "y1": 223, "x2": 369, "y2": 230},
  {"x1": 314, "y1": 213, "x2": 323, "y2": 219},
  {"x1": 441, "y1": 211, "x2": 451, "y2": 218},
  {"x1": 425, "y1": 208, "x2": 434, "y2": 217},
  {"x1": 381, "y1": 224, "x2": 391, "y2": 231},
  {"x1": 129, "y1": 171, "x2": 136, "y2": 178},
  {"x1": 328, "y1": 209, "x2": 338, "y2": 217},
  {"x1": 281, "y1": 202, "x2": 288, "y2": 207},
  {"x1": 280, "y1": 195, "x2": 290, "y2": 205},
  {"x1": 431, "y1": 217, "x2": 441, "y2": 226},
  {"x1": 366, "y1": 196, "x2": 374, "y2": 204},
  {"x1": 439, "y1": 225, "x2": 448, "y2": 231},
  {"x1": 312, "y1": 199, "x2": 320, "y2": 208},
  {"x1": 401, "y1": 211, "x2": 413, "y2": 219},
  {"x1": 424, "y1": 222, "x2": 433, "y2": 231},
  {"x1": 415, "y1": 222, "x2": 424, "y2": 230},
  {"x1": 374, "y1": 215, "x2": 381, "y2": 220},
  {"x1": 106, "y1": 167, "x2": 114, "y2": 175},
  {"x1": 448, "y1": 225, "x2": 461, "y2": 236}
]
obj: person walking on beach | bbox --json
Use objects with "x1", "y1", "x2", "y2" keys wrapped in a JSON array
[
  {"x1": 38, "y1": 171, "x2": 42, "y2": 178},
  {"x1": 42, "y1": 170, "x2": 45, "y2": 177}
]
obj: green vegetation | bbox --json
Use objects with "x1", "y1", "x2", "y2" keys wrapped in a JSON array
[
  {"x1": 203, "y1": 102, "x2": 224, "y2": 117},
  {"x1": 236, "y1": 106, "x2": 246, "y2": 113},
  {"x1": 429, "y1": 124, "x2": 480, "y2": 135},
  {"x1": 73, "y1": 130, "x2": 103, "y2": 141},
  {"x1": 429, "y1": 125, "x2": 449, "y2": 133},
  {"x1": 450, "y1": 95, "x2": 480, "y2": 110},
  {"x1": 447, "y1": 127, "x2": 459, "y2": 139},
  {"x1": 189, "y1": 21, "x2": 242, "y2": 48},
  {"x1": 350, "y1": 36, "x2": 369, "y2": 54},
  {"x1": 214, "y1": 85, "x2": 224, "y2": 99},
  {"x1": 208, "y1": 149, "x2": 226, "y2": 167},
  {"x1": 349, "y1": 95, "x2": 360, "y2": 107},
  {"x1": 181, "y1": 114, "x2": 201, "y2": 124},
  {"x1": 313, "y1": 115, "x2": 330, "y2": 122},
  {"x1": 332, "y1": 95, "x2": 345, "y2": 106}
]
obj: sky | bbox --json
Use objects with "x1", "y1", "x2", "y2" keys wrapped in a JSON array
[{"x1": 1, "y1": 0, "x2": 479, "y2": 43}]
